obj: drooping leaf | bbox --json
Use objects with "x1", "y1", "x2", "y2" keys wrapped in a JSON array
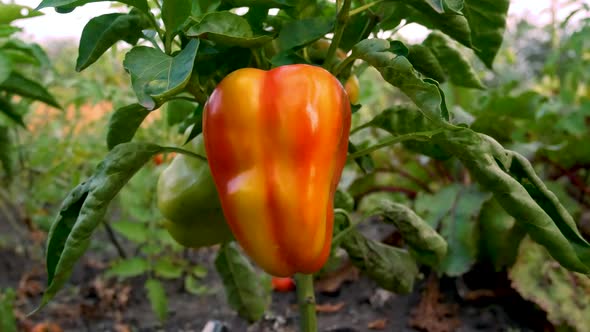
[
  {"x1": 37, "y1": 142, "x2": 163, "y2": 313},
  {"x1": 0, "y1": 39, "x2": 50, "y2": 68},
  {"x1": 215, "y1": 242, "x2": 271, "y2": 322},
  {"x1": 0, "y1": 25, "x2": 21, "y2": 38},
  {"x1": 370, "y1": 200, "x2": 447, "y2": 267},
  {"x1": 0, "y1": 72, "x2": 60, "y2": 109},
  {"x1": 186, "y1": 11, "x2": 273, "y2": 48},
  {"x1": 275, "y1": 16, "x2": 334, "y2": 51},
  {"x1": 407, "y1": 44, "x2": 446, "y2": 83},
  {"x1": 36, "y1": 0, "x2": 149, "y2": 15},
  {"x1": 76, "y1": 13, "x2": 146, "y2": 72},
  {"x1": 423, "y1": 31, "x2": 485, "y2": 89},
  {"x1": 106, "y1": 103, "x2": 151, "y2": 150},
  {"x1": 351, "y1": 39, "x2": 448, "y2": 124},
  {"x1": 0, "y1": 4, "x2": 42, "y2": 24},
  {"x1": 364, "y1": 106, "x2": 451, "y2": 160},
  {"x1": 145, "y1": 279, "x2": 168, "y2": 322},
  {"x1": 123, "y1": 39, "x2": 199, "y2": 110},
  {"x1": 437, "y1": 128, "x2": 590, "y2": 273},
  {"x1": 462, "y1": 0, "x2": 510, "y2": 68},
  {"x1": 478, "y1": 198, "x2": 526, "y2": 270},
  {"x1": 509, "y1": 238, "x2": 590, "y2": 331},
  {"x1": 341, "y1": 230, "x2": 418, "y2": 294}
]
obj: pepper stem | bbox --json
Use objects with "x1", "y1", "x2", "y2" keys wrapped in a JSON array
[{"x1": 294, "y1": 273, "x2": 318, "y2": 332}]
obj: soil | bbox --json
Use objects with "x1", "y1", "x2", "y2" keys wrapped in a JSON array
[{"x1": 0, "y1": 207, "x2": 552, "y2": 332}]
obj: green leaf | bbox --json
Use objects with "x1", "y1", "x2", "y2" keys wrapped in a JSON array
[
  {"x1": 370, "y1": 200, "x2": 447, "y2": 267},
  {"x1": 215, "y1": 242, "x2": 270, "y2": 322},
  {"x1": 416, "y1": 184, "x2": 490, "y2": 276},
  {"x1": 478, "y1": 198, "x2": 526, "y2": 270},
  {"x1": 0, "y1": 52, "x2": 12, "y2": 84},
  {"x1": 106, "y1": 103, "x2": 150, "y2": 150},
  {"x1": 0, "y1": 288, "x2": 17, "y2": 332},
  {"x1": 76, "y1": 13, "x2": 146, "y2": 72},
  {"x1": 0, "y1": 97, "x2": 25, "y2": 127},
  {"x1": 276, "y1": 16, "x2": 334, "y2": 51},
  {"x1": 162, "y1": 0, "x2": 191, "y2": 39},
  {"x1": 363, "y1": 106, "x2": 451, "y2": 160},
  {"x1": 37, "y1": 142, "x2": 163, "y2": 313},
  {"x1": 0, "y1": 39, "x2": 50, "y2": 68},
  {"x1": 36, "y1": 0, "x2": 149, "y2": 15},
  {"x1": 341, "y1": 230, "x2": 418, "y2": 294},
  {"x1": 221, "y1": 0, "x2": 296, "y2": 7},
  {"x1": 351, "y1": 39, "x2": 447, "y2": 124},
  {"x1": 386, "y1": 2, "x2": 472, "y2": 48},
  {"x1": 191, "y1": 265, "x2": 208, "y2": 278},
  {"x1": 184, "y1": 275, "x2": 211, "y2": 295},
  {"x1": 111, "y1": 220, "x2": 148, "y2": 243},
  {"x1": 145, "y1": 279, "x2": 168, "y2": 322},
  {"x1": 106, "y1": 257, "x2": 149, "y2": 278},
  {"x1": 509, "y1": 238, "x2": 590, "y2": 332},
  {"x1": 0, "y1": 72, "x2": 60, "y2": 109},
  {"x1": 154, "y1": 258, "x2": 184, "y2": 279},
  {"x1": 0, "y1": 25, "x2": 21, "y2": 38},
  {"x1": 123, "y1": 39, "x2": 199, "y2": 110},
  {"x1": 166, "y1": 99, "x2": 196, "y2": 127},
  {"x1": 186, "y1": 11, "x2": 273, "y2": 48},
  {"x1": 0, "y1": 4, "x2": 42, "y2": 24},
  {"x1": 407, "y1": 44, "x2": 446, "y2": 83},
  {"x1": 348, "y1": 140, "x2": 375, "y2": 173},
  {"x1": 462, "y1": 0, "x2": 510, "y2": 68},
  {"x1": 437, "y1": 128, "x2": 590, "y2": 273},
  {"x1": 423, "y1": 31, "x2": 485, "y2": 89},
  {"x1": 0, "y1": 126, "x2": 13, "y2": 179}
]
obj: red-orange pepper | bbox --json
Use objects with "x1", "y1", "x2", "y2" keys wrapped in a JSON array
[{"x1": 203, "y1": 64, "x2": 352, "y2": 277}]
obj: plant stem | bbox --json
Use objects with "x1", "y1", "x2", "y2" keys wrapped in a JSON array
[
  {"x1": 324, "y1": 0, "x2": 352, "y2": 71},
  {"x1": 347, "y1": 129, "x2": 444, "y2": 160},
  {"x1": 294, "y1": 273, "x2": 318, "y2": 332},
  {"x1": 162, "y1": 146, "x2": 207, "y2": 162},
  {"x1": 349, "y1": 0, "x2": 384, "y2": 16}
]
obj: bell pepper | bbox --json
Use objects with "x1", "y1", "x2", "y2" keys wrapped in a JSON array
[
  {"x1": 157, "y1": 134, "x2": 233, "y2": 248},
  {"x1": 203, "y1": 64, "x2": 352, "y2": 277}
]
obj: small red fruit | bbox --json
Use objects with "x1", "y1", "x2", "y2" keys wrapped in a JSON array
[{"x1": 271, "y1": 277, "x2": 295, "y2": 292}]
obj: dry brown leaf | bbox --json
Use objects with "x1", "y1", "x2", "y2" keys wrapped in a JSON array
[
  {"x1": 30, "y1": 322, "x2": 63, "y2": 332},
  {"x1": 316, "y1": 302, "x2": 346, "y2": 313},
  {"x1": 315, "y1": 261, "x2": 359, "y2": 293},
  {"x1": 17, "y1": 266, "x2": 44, "y2": 299},
  {"x1": 368, "y1": 319, "x2": 388, "y2": 330},
  {"x1": 409, "y1": 274, "x2": 460, "y2": 332},
  {"x1": 114, "y1": 323, "x2": 132, "y2": 332}
]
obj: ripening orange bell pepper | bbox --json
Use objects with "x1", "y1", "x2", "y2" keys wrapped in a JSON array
[{"x1": 203, "y1": 64, "x2": 352, "y2": 277}]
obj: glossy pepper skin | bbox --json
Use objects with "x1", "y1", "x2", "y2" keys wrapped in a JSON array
[{"x1": 203, "y1": 64, "x2": 352, "y2": 277}]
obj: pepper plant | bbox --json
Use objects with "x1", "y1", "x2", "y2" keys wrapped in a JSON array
[{"x1": 31, "y1": 0, "x2": 590, "y2": 331}]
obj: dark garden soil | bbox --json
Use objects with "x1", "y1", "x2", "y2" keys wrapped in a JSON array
[
  {"x1": 1, "y1": 242, "x2": 553, "y2": 332},
  {"x1": 0, "y1": 202, "x2": 554, "y2": 332}
]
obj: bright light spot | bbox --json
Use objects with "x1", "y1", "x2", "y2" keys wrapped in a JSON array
[
  {"x1": 234, "y1": 7, "x2": 249, "y2": 15},
  {"x1": 397, "y1": 23, "x2": 429, "y2": 43},
  {"x1": 325, "y1": 33, "x2": 334, "y2": 39},
  {"x1": 269, "y1": 8, "x2": 279, "y2": 15},
  {"x1": 20, "y1": 8, "x2": 29, "y2": 16}
]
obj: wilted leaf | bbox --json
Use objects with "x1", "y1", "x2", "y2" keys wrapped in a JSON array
[
  {"x1": 341, "y1": 230, "x2": 418, "y2": 294},
  {"x1": 509, "y1": 238, "x2": 590, "y2": 332},
  {"x1": 186, "y1": 11, "x2": 273, "y2": 47},
  {"x1": 0, "y1": 72, "x2": 60, "y2": 109},
  {"x1": 215, "y1": 242, "x2": 271, "y2": 322}
]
